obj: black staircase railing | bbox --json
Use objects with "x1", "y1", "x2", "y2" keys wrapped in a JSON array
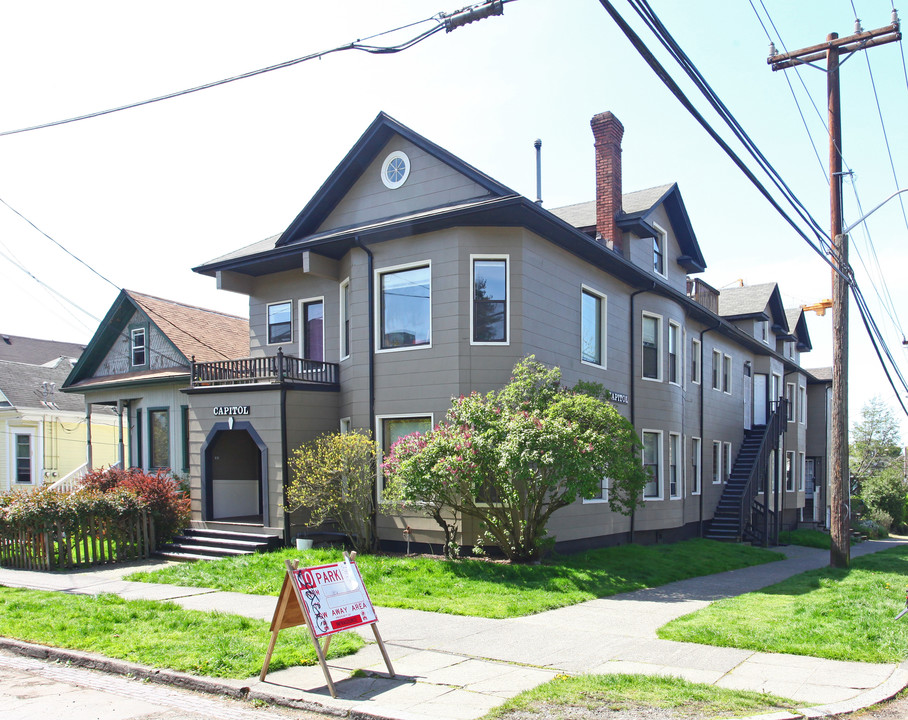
[
  {"x1": 191, "y1": 349, "x2": 339, "y2": 388},
  {"x1": 739, "y1": 398, "x2": 788, "y2": 546}
]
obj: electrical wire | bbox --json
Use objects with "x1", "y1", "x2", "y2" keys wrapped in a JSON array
[
  {"x1": 0, "y1": 1, "x2": 511, "y2": 138},
  {"x1": 594, "y1": 0, "x2": 846, "y2": 279},
  {"x1": 0, "y1": 195, "x2": 236, "y2": 363}
]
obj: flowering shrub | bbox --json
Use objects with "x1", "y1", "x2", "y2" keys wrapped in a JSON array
[
  {"x1": 383, "y1": 357, "x2": 650, "y2": 563},
  {"x1": 80, "y1": 467, "x2": 190, "y2": 542},
  {"x1": 286, "y1": 430, "x2": 376, "y2": 553},
  {"x1": 0, "y1": 486, "x2": 147, "y2": 534}
]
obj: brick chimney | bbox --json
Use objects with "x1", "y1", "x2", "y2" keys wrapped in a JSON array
[{"x1": 591, "y1": 111, "x2": 625, "y2": 256}]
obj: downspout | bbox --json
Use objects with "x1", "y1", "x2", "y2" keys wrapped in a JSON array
[
  {"x1": 698, "y1": 322, "x2": 721, "y2": 537},
  {"x1": 281, "y1": 384, "x2": 289, "y2": 545},
  {"x1": 354, "y1": 236, "x2": 377, "y2": 546},
  {"x1": 628, "y1": 282, "x2": 656, "y2": 543}
]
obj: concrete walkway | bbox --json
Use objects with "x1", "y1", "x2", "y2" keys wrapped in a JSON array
[{"x1": 2, "y1": 540, "x2": 908, "y2": 720}]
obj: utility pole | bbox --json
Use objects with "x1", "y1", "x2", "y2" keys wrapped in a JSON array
[{"x1": 768, "y1": 16, "x2": 901, "y2": 568}]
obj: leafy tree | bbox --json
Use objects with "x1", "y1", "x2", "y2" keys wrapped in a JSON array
[
  {"x1": 850, "y1": 397, "x2": 902, "y2": 493},
  {"x1": 285, "y1": 430, "x2": 376, "y2": 553},
  {"x1": 860, "y1": 464, "x2": 907, "y2": 531},
  {"x1": 383, "y1": 358, "x2": 649, "y2": 563}
]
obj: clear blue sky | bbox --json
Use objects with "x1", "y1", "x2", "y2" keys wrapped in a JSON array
[{"x1": 2, "y1": 0, "x2": 906, "y2": 436}]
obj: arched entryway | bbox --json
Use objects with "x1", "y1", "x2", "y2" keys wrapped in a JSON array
[{"x1": 201, "y1": 423, "x2": 269, "y2": 525}]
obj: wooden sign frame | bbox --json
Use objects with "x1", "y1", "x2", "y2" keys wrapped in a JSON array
[{"x1": 260, "y1": 552, "x2": 395, "y2": 698}]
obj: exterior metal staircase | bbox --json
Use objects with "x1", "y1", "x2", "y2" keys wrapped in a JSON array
[
  {"x1": 705, "y1": 398, "x2": 788, "y2": 545},
  {"x1": 155, "y1": 528, "x2": 282, "y2": 562}
]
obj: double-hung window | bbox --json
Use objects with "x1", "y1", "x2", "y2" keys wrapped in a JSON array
[
  {"x1": 691, "y1": 338, "x2": 701, "y2": 384},
  {"x1": 267, "y1": 301, "x2": 292, "y2": 345},
  {"x1": 581, "y1": 287, "x2": 607, "y2": 366},
  {"x1": 669, "y1": 433, "x2": 681, "y2": 498},
  {"x1": 799, "y1": 452, "x2": 806, "y2": 492},
  {"x1": 712, "y1": 441, "x2": 722, "y2": 484},
  {"x1": 131, "y1": 327, "x2": 147, "y2": 367},
  {"x1": 785, "y1": 451, "x2": 795, "y2": 492},
  {"x1": 472, "y1": 257, "x2": 508, "y2": 344},
  {"x1": 652, "y1": 225, "x2": 666, "y2": 276},
  {"x1": 583, "y1": 477, "x2": 610, "y2": 504},
  {"x1": 722, "y1": 354, "x2": 732, "y2": 394},
  {"x1": 786, "y1": 382, "x2": 795, "y2": 422},
  {"x1": 668, "y1": 322, "x2": 680, "y2": 385},
  {"x1": 799, "y1": 385, "x2": 806, "y2": 423},
  {"x1": 723, "y1": 442, "x2": 733, "y2": 482},
  {"x1": 340, "y1": 279, "x2": 350, "y2": 360},
  {"x1": 642, "y1": 430, "x2": 662, "y2": 499},
  {"x1": 14, "y1": 433, "x2": 33, "y2": 484},
  {"x1": 378, "y1": 263, "x2": 431, "y2": 350},
  {"x1": 378, "y1": 415, "x2": 433, "y2": 497},
  {"x1": 642, "y1": 313, "x2": 661, "y2": 380},
  {"x1": 691, "y1": 437, "x2": 702, "y2": 495},
  {"x1": 712, "y1": 350, "x2": 721, "y2": 390}
]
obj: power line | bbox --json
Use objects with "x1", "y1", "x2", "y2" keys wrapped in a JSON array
[{"x1": 0, "y1": 1, "x2": 509, "y2": 139}]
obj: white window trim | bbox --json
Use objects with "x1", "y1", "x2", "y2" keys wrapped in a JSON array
[
  {"x1": 580, "y1": 284, "x2": 608, "y2": 369},
  {"x1": 668, "y1": 321, "x2": 681, "y2": 386},
  {"x1": 712, "y1": 440, "x2": 722, "y2": 484},
  {"x1": 669, "y1": 432, "x2": 682, "y2": 499},
  {"x1": 652, "y1": 222, "x2": 668, "y2": 279},
  {"x1": 130, "y1": 327, "x2": 147, "y2": 367},
  {"x1": 339, "y1": 417, "x2": 352, "y2": 434},
  {"x1": 642, "y1": 428, "x2": 664, "y2": 500},
  {"x1": 298, "y1": 296, "x2": 326, "y2": 361},
  {"x1": 691, "y1": 338, "x2": 701, "y2": 385},
  {"x1": 339, "y1": 278, "x2": 350, "y2": 361},
  {"x1": 712, "y1": 349, "x2": 722, "y2": 391},
  {"x1": 582, "y1": 477, "x2": 610, "y2": 504},
  {"x1": 691, "y1": 436, "x2": 702, "y2": 495},
  {"x1": 758, "y1": 319, "x2": 770, "y2": 344},
  {"x1": 799, "y1": 384, "x2": 806, "y2": 424},
  {"x1": 723, "y1": 354, "x2": 732, "y2": 395},
  {"x1": 799, "y1": 452, "x2": 806, "y2": 492},
  {"x1": 786, "y1": 450, "x2": 796, "y2": 492},
  {"x1": 786, "y1": 382, "x2": 796, "y2": 423},
  {"x1": 375, "y1": 412, "x2": 434, "y2": 501},
  {"x1": 470, "y1": 254, "x2": 510, "y2": 346},
  {"x1": 724, "y1": 442, "x2": 733, "y2": 483},
  {"x1": 266, "y1": 299, "x2": 293, "y2": 346},
  {"x1": 374, "y1": 260, "x2": 432, "y2": 354},
  {"x1": 9, "y1": 425, "x2": 40, "y2": 486},
  {"x1": 641, "y1": 311, "x2": 663, "y2": 382}
]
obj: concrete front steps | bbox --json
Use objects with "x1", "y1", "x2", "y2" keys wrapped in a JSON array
[{"x1": 155, "y1": 528, "x2": 283, "y2": 562}]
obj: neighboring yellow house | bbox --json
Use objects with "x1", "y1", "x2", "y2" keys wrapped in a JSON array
[{"x1": 0, "y1": 357, "x2": 119, "y2": 492}]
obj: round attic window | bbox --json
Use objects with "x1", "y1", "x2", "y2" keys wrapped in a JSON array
[{"x1": 381, "y1": 150, "x2": 410, "y2": 189}]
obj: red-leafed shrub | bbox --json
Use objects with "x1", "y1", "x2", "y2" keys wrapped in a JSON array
[{"x1": 80, "y1": 467, "x2": 190, "y2": 543}]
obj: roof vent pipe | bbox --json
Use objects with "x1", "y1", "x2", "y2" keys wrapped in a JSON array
[{"x1": 534, "y1": 139, "x2": 543, "y2": 205}]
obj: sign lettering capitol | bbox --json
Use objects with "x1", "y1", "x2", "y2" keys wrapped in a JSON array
[{"x1": 213, "y1": 405, "x2": 251, "y2": 416}]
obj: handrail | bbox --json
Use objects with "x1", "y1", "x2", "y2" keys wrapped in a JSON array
[
  {"x1": 45, "y1": 460, "x2": 124, "y2": 494},
  {"x1": 45, "y1": 462, "x2": 88, "y2": 493},
  {"x1": 738, "y1": 397, "x2": 788, "y2": 545},
  {"x1": 191, "y1": 349, "x2": 339, "y2": 388}
]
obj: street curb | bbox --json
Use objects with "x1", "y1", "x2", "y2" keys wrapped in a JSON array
[{"x1": 0, "y1": 637, "x2": 350, "y2": 719}]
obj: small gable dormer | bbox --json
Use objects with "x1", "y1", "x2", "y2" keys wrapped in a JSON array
[{"x1": 717, "y1": 283, "x2": 790, "y2": 345}]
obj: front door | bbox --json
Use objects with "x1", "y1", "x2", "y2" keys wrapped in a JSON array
[
  {"x1": 208, "y1": 430, "x2": 262, "y2": 522},
  {"x1": 753, "y1": 373, "x2": 768, "y2": 426},
  {"x1": 743, "y1": 362, "x2": 753, "y2": 430}
]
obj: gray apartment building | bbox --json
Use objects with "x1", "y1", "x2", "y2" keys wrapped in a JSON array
[{"x1": 65, "y1": 110, "x2": 830, "y2": 553}]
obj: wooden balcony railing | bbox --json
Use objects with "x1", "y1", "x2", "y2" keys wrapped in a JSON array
[{"x1": 191, "y1": 349, "x2": 338, "y2": 388}]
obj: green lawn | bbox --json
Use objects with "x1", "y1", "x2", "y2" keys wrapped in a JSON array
[
  {"x1": 658, "y1": 545, "x2": 908, "y2": 663},
  {"x1": 779, "y1": 528, "x2": 832, "y2": 549},
  {"x1": 0, "y1": 586, "x2": 363, "y2": 678},
  {"x1": 126, "y1": 539, "x2": 782, "y2": 619},
  {"x1": 485, "y1": 673, "x2": 797, "y2": 719}
]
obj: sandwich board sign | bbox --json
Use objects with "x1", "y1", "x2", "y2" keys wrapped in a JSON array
[{"x1": 260, "y1": 552, "x2": 394, "y2": 697}]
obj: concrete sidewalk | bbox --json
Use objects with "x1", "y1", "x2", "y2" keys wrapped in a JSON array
[{"x1": 2, "y1": 540, "x2": 908, "y2": 720}]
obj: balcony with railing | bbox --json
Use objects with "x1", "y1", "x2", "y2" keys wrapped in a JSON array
[{"x1": 190, "y1": 349, "x2": 339, "y2": 389}]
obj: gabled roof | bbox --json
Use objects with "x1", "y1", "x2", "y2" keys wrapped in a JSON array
[
  {"x1": 785, "y1": 307, "x2": 812, "y2": 352},
  {"x1": 275, "y1": 112, "x2": 516, "y2": 248},
  {"x1": 548, "y1": 183, "x2": 706, "y2": 273},
  {"x1": 0, "y1": 334, "x2": 85, "y2": 365},
  {"x1": 63, "y1": 290, "x2": 248, "y2": 390},
  {"x1": 718, "y1": 282, "x2": 790, "y2": 333},
  {"x1": 806, "y1": 366, "x2": 833, "y2": 383},
  {"x1": 0, "y1": 358, "x2": 88, "y2": 413}
]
